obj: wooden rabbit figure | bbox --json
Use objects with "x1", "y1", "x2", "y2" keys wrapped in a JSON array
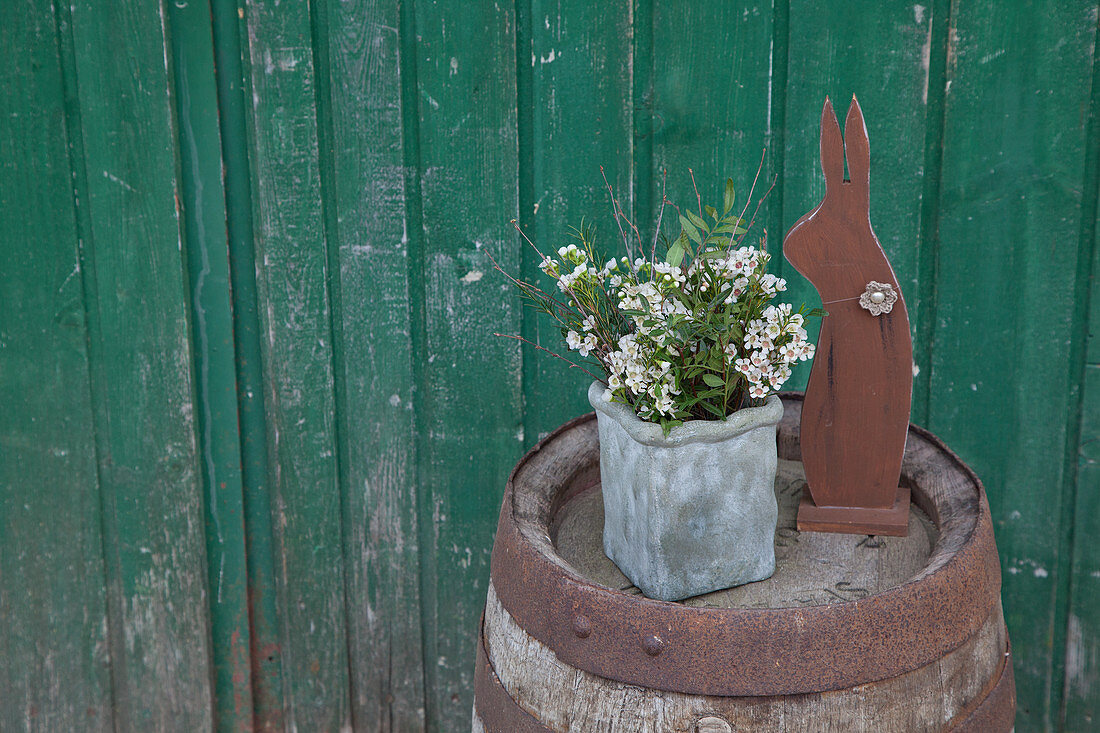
[{"x1": 783, "y1": 96, "x2": 913, "y2": 536}]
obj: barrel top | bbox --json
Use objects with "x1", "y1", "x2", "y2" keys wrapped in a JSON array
[
  {"x1": 488, "y1": 393, "x2": 1003, "y2": 696},
  {"x1": 553, "y1": 459, "x2": 938, "y2": 610}
]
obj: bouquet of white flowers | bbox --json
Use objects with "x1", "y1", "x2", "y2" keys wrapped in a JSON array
[{"x1": 494, "y1": 168, "x2": 817, "y2": 435}]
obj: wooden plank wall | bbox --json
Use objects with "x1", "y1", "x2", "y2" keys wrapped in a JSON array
[{"x1": 1, "y1": 0, "x2": 1099, "y2": 731}]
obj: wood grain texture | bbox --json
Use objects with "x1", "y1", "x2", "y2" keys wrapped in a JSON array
[
  {"x1": 409, "y1": 1, "x2": 523, "y2": 729},
  {"x1": 484, "y1": 583, "x2": 1007, "y2": 732},
  {"x1": 166, "y1": 0, "x2": 256, "y2": 727},
  {"x1": 929, "y1": 3, "x2": 1099, "y2": 728},
  {"x1": 784, "y1": 98, "x2": 913, "y2": 525},
  {"x1": 1063, "y1": 27, "x2": 1100, "y2": 727},
  {"x1": 208, "y1": 0, "x2": 287, "y2": 725},
  {"x1": 321, "y1": 0, "x2": 426, "y2": 728},
  {"x1": 0, "y1": 2, "x2": 112, "y2": 729},
  {"x1": 649, "y1": 0, "x2": 776, "y2": 231},
  {"x1": 519, "y1": 0, "x2": 635, "y2": 447},
  {"x1": 65, "y1": 0, "x2": 215, "y2": 728},
  {"x1": 241, "y1": 0, "x2": 351, "y2": 727}
]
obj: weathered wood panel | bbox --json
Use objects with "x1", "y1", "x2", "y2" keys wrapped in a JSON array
[
  {"x1": 241, "y1": 0, "x2": 352, "y2": 728},
  {"x1": 408, "y1": 1, "x2": 523, "y2": 728},
  {"x1": 209, "y1": 0, "x2": 287, "y2": 725},
  {"x1": 65, "y1": 0, "x2": 216, "y2": 728},
  {"x1": 930, "y1": 3, "x2": 1099, "y2": 729},
  {"x1": 166, "y1": 0, "x2": 255, "y2": 728},
  {"x1": 321, "y1": 0, "x2": 426, "y2": 728},
  {"x1": 58, "y1": 0, "x2": 217, "y2": 728},
  {"x1": 1063, "y1": 38, "x2": 1100, "y2": 727},
  {"x1": 649, "y1": 1, "x2": 775, "y2": 232},
  {"x1": 519, "y1": 0, "x2": 636, "y2": 446},
  {"x1": 0, "y1": 2, "x2": 112, "y2": 729}
]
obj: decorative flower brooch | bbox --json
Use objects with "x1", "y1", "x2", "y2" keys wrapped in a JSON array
[{"x1": 858, "y1": 281, "x2": 897, "y2": 316}]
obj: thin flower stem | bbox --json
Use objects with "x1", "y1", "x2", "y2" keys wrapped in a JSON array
[
  {"x1": 483, "y1": 247, "x2": 581, "y2": 321},
  {"x1": 510, "y1": 218, "x2": 552, "y2": 263},
  {"x1": 600, "y1": 166, "x2": 634, "y2": 262},
  {"x1": 493, "y1": 333, "x2": 602, "y2": 381},
  {"x1": 689, "y1": 167, "x2": 703, "y2": 219},
  {"x1": 738, "y1": 175, "x2": 778, "y2": 249},
  {"x1": 651, "y1": 170, "x2": 668, "y2": 266},
  {"x1": 733, "y1": 149, "x2": 767, "y2": 247}
]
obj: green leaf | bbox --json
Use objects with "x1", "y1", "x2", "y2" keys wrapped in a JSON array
[
  {"x1": 701, "y1": 373, "x2": 724, "y2": 387},
  {"x1": 723, "y1": 178, "x2": 736, "y2": 214},
  {"x1": 665, "y1": 233, "x2": 687, "y2": 267},
  {"x1": 699, "y1": 400, "x2": 727, "y2": 418},
  {"x1": 684, "y1": 209, "x2": 709, "y2": 232},
  {"x1": 806, "y1": 307, "x2": 828, "y2": 318},
  {"x1": 679, "y1": 215, "x2": 701, "y2": 245},
  {"x1": 705, "y1": 205, "x2": 718, "y2": 221}
]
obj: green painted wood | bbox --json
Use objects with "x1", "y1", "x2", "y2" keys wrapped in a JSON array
[
  {"x1": 239, "y1": 0, "x2": 352, "y2": 728},
  {"x1": 0, "y1": 2, "x2": 112, "y2": 729},
  {"x1": 930, "y1": 3, "x2": 1099, "y2": 729},
  {"x1": 208, "y1": 0, "x2": 286, "y2": 727},
  {"x1": 166, "y1": 1, "x2": 255, "y2": 729},
  {"x1": 649, "y1": 1, "x2": 776, "y2": 221},
  {"x1": 1063, "y1": 27, "x2": 1100, "y2": 729},
  {"x1": 519, "y1": 0, "x2": 636, "y2": 445},
  {"x1": 63, "y1": 0, "x2": 215, "y2": 728},
  {"x1": 408, "y1": 1, "x2": 523, "y2": 728},
  {"x1": 317, "y1": 0, "x2": 428, "y2": 729},
  {"x1": 1065, "y1": 226, "x2": 1100, "y2": 729},
  {"x1": 781, "y1": 1, "x2": 941, "y2": 397}
]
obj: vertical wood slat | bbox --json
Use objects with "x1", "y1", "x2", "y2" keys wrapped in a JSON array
[
  {"x1": 1063, "y1": 10, "x2": 1100, "y2": 728},
  {"x1": 930, "y1": 2, "x2": 1099, "y2": 728},
  {"x1": 408, "y1": 1, "x2": 523, "y2": 728},
  {"x1": 165, "y1": 1, "x2": 256, "y2": 729},
  {"x1": 62, "y1": 0, "x2": 215, "y2": 728},
  {"x1": 519, "y1": 0, "x2": 636, "y2": 446},
  {"x1": 208, "y1": 0, "x2": 287, "y2": 726},
  {"x1": 240, "y1": 0, "x2": 351, "y2": 728},
  {"x1": 0, "y1": 2, "x2": 112, "y2": 729},
  {"x1": 320, "y1": 0, "x2": 427, "y2": 729},
  {"x1": 649, "y1": 0, "x2": 775, "y2": 216},
  {"x1": 781, "y1": 1, "x2": 941, "y2": 395}
]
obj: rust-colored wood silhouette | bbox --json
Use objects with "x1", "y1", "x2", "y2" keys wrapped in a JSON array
[{"x1": 783, "y1": 96, "x2": 913, "y2": 536}]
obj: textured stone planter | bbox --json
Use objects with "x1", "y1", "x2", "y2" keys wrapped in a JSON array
[{"x1": 587, "y1": 382, "x2": 783, "y2": 601}]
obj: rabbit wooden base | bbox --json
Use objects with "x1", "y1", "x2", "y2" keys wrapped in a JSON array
[
  {"x1": 797, "y1": 485, "x2": 911, "y2": 537},
  {"x1": 784, "y1": 96, "x2": 914, "y2": 537}
]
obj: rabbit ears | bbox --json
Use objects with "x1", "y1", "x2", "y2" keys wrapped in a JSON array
[{"x1": 820, "y1": 96, "x2": 870, "y2": 189}]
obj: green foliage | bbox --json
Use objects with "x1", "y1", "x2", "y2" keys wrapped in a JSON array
[{"x1": 497, "y1": 170, "x2": 817, "y2": 435}]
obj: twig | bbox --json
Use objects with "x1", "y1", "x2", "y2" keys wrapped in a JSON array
[
  {"x1": 738, "y1": 174, "x2": 778, "y2": 248},
  {"x1": 689, "y1": 167, "x2": 703, "y2": 219},
  {"x1": 651, "y1": 169, "x2": 668, "y2": 266},
  {"x1": 733, "y1": 148, "x2": 768, "y2": 246},
  {"x1": 483, "y1": 246, "x2": 581, "y2": 322},
  {"x1": 493, "y1": 333, "x2": 602, "y2": 380},
  {"x1": 600, "y1": 166, "x2": 633, "y2": 262},
  {"x1": 510, "y1": 219, "x2": 552, "y2": 263}
]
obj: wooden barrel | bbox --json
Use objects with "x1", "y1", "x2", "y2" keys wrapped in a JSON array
[{"x1": 473, "y1": 394, "x2": 1015, "y2": 732}]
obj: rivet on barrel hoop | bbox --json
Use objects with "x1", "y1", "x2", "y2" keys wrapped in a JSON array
[
  {"x1": 572, "y1": 614, "x2": 592, "y2": 639},
  {"x1": 642, "y1": 635, "x2": 664, "y2": 657}
]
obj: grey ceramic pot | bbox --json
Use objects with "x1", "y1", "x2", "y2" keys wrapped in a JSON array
[{"x1": 588, "y1": 381, "x2": 783, "y2": 601}]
